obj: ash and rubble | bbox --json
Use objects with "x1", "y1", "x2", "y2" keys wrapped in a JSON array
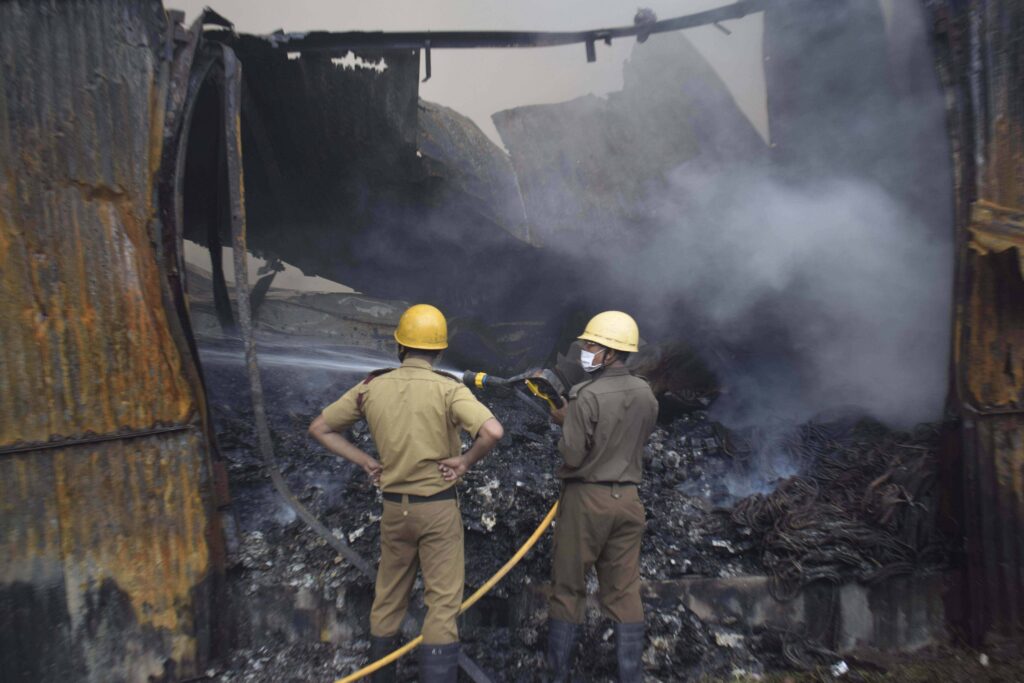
[{"x1": 199, "y1": 335, "x2": 946, "y2": 682}]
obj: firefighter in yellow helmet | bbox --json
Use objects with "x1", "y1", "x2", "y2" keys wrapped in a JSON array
[
  {"x1": 309, "y1": 304, "x2": 504, "y2": 682},
  {"x1": 545, "y1": 311, "x2": 658, "y2": 683}
]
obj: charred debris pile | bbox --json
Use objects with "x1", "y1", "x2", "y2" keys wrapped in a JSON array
[{"x1": 199, "y1": 335, "x2": 946, "y2": 682}]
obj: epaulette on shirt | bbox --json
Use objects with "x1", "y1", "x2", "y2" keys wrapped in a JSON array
[
  {"x1": 433, "y1": 369, "x2": 459, "y2": 382},
  {"x1": 361, "y1": 368, "x2": 395, "y2": 384},
  {"x1": 357, "y1": 368, "x2": 394, "y2": 411}
]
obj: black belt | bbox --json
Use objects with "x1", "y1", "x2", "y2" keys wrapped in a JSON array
[
  {"x1": 382, "y1": 487, "x2": 456, "y2": 503},
  {"x1": 561, "y1": 479, "x2": 637, "y2": 487}
]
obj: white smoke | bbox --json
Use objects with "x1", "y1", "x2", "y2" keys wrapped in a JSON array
[{"x1": 622, "y1": 162, "x2": 952, "y2": 428}]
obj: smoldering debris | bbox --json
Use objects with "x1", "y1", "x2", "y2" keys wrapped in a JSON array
[
  {"x1": 729, "y1": 420, "x2": 945, "y2": 600},
  {"x1": 639, "y1": 414, "x2": 946, "y2": 591},
  {"x1": 201, "y1": 338, "x2": 946, "y2": 682}
]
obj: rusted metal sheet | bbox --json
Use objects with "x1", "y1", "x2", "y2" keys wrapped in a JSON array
[
  {"x1": 961, "y1": 203, "x2": 1024, "y2": 412},
  {"x1": 929, "y1": 0, "x2": 1024, "y2": 642},
  {"x1": 0, "y1": 453, "x2": 73, "y2": 679},
  {"x1": 55, "y1": 432, "x2": 213, "y2": 678},
  {"x1": 961, "y1": 415, "x2": 1024, "y2": 638},
  {"x1": 0, "y1": 433, "x2": 214, "y2": 681},
  {"x1": 972, "y1": 8, "x2": 1024, "y2": 210},
  {"x1": 0, "y1": 1, "x2": 223, "y2": 680},
  {"x1": 0, "y1": 0, "x2": 195, "y2": 449}
]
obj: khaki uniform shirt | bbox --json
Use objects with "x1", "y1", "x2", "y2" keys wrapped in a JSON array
[
  {"x1": 557, "y1": 366, "x2": 658, "y2": 483},
  {"x1": 322, "y1": 357, "x2": 495, "y2": 495}
]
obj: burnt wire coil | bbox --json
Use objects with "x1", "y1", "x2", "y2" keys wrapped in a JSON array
[{"x1": 728, "y1": 419, "x2": 943, "y2": 601}]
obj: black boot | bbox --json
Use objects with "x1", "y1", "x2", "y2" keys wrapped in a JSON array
[
  {"x1": 614, "y1": 622, "x2": 644, "y2": 683},
  {"x1": 546, "y1": 619, "x2": 579, "y2": 682},
  {"x1": 418, "y1": 642, "x2": 459, "y2": 682},
  {"x1": 369, "y1": 634, "x2": 401, "y2": 683}
]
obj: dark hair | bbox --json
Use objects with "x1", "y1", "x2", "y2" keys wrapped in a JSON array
[{"x1": 399, "y1": 346, "x2": 442, "y2": 361}]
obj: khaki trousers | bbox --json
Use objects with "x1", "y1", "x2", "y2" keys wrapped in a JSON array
[
  {"x1": 370, "y1": 496, "x2": 464, "y2": 645},
  {"x1": 549, "y1": 482, "x2": 645, "y2": 624}
]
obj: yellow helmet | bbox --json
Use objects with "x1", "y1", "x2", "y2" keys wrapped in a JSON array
[
  {"x1": 394, "y1": 304, "x2": 448, "y2": 350},
  {"x1": 578, "y1": 311, "x2": 640, "y2": 352}
]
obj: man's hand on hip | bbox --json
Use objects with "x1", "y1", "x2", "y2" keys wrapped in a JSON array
[
  {"x1": 437, "y1": 455, "x2": 469, "y2": 481},
  {"x1": 362, "y1": 457, "x2": 383, "y2": 485}
]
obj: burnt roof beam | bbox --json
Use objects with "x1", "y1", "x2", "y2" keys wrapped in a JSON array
[{"x1": 208, "y1": 0, "x2": 777, "y2": 56}]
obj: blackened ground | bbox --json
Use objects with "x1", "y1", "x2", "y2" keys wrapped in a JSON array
[{"x1": 198, "y1": 337, "x2": 946, "y2": 682}]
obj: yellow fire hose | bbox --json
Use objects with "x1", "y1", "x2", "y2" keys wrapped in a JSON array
[{"x1": 336, "y1": 500, "x2": 560, "y2": 683}]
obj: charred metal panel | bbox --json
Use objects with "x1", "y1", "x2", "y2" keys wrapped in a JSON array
[
  {"x1": 179, "y1": 33, "x2": 573, "y2": 369},
  {"x1": 183, "y1": 38, "x2": 426, "y2": 292},
  {"x1": 493, "y1": 31, "x2": 766, "y2": 251},
  {"x1": 764, "y1": 0, "x2": 893, "y2": 175},
  {"x1": 184, "y1": 37, "x2": 540, "y2": 303},
  {"x1": 972, "y1": 14, "x2": 1024, "y2": 210},
  {"x1": 418, "y1": 99, "x2": 529, "y2": 242},
  {"x1": 963, "y1": 204, "x2": 1024, "y2": 411},
  {"x1": 0, "y1": 1, "x2": 221, "y2": 679},
  {"x1": 764, "y1": 0, "x2": 952, "y2": 232},
  {"x1": 928, "y1": 0, "x2": 1024, "y2": 641},
  {"x1": 957, "y1": 204, "x2": 1024, "y2": 639}
]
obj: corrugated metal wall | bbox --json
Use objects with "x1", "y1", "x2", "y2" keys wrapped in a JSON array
[
  {"x1": 0, "y1": 1, "x2": 221, "y2": 680},
  {"x1": 929, "y1": 0, "x2": 1024, "y2": 641}
]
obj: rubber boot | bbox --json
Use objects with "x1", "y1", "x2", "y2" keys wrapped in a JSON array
[
  {"x1": 370, "y1": 635, "x2": 400, "y2": 683},
  {"x1": 546, "y1": 619, "x2": 579, "y2": 683},
  {"x1": 418, "y1": 642, "x2": 459, "y2": 683},
  {"x1": 615, "y1": 622, "x2": 645, "y2": 683}
]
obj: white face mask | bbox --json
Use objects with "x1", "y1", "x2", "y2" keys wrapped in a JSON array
[{"x1": 580, "y1": 349, "x2": 603, "y2": 373}]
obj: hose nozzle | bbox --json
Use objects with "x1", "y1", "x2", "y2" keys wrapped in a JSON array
[
  {"x1": 463, "y1": 369, "x2": 566, "y2": 410},
  {"x1": 462, "y1": 370, "x2": 508, "y2": 389}
]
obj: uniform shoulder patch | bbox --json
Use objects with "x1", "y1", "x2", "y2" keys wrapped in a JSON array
[
  {"x1": 357, "y1": 368, "x2": 394, "y2": 411},
  {"x1": 432, "y1": 369, "x2": 459, "y2": 382},
  {"x1": 568, "y1": 378, "x2": 595, "y2": 399},
  {"x1": 362, "y1": 367, "x2": 395, "y2": 384}
]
